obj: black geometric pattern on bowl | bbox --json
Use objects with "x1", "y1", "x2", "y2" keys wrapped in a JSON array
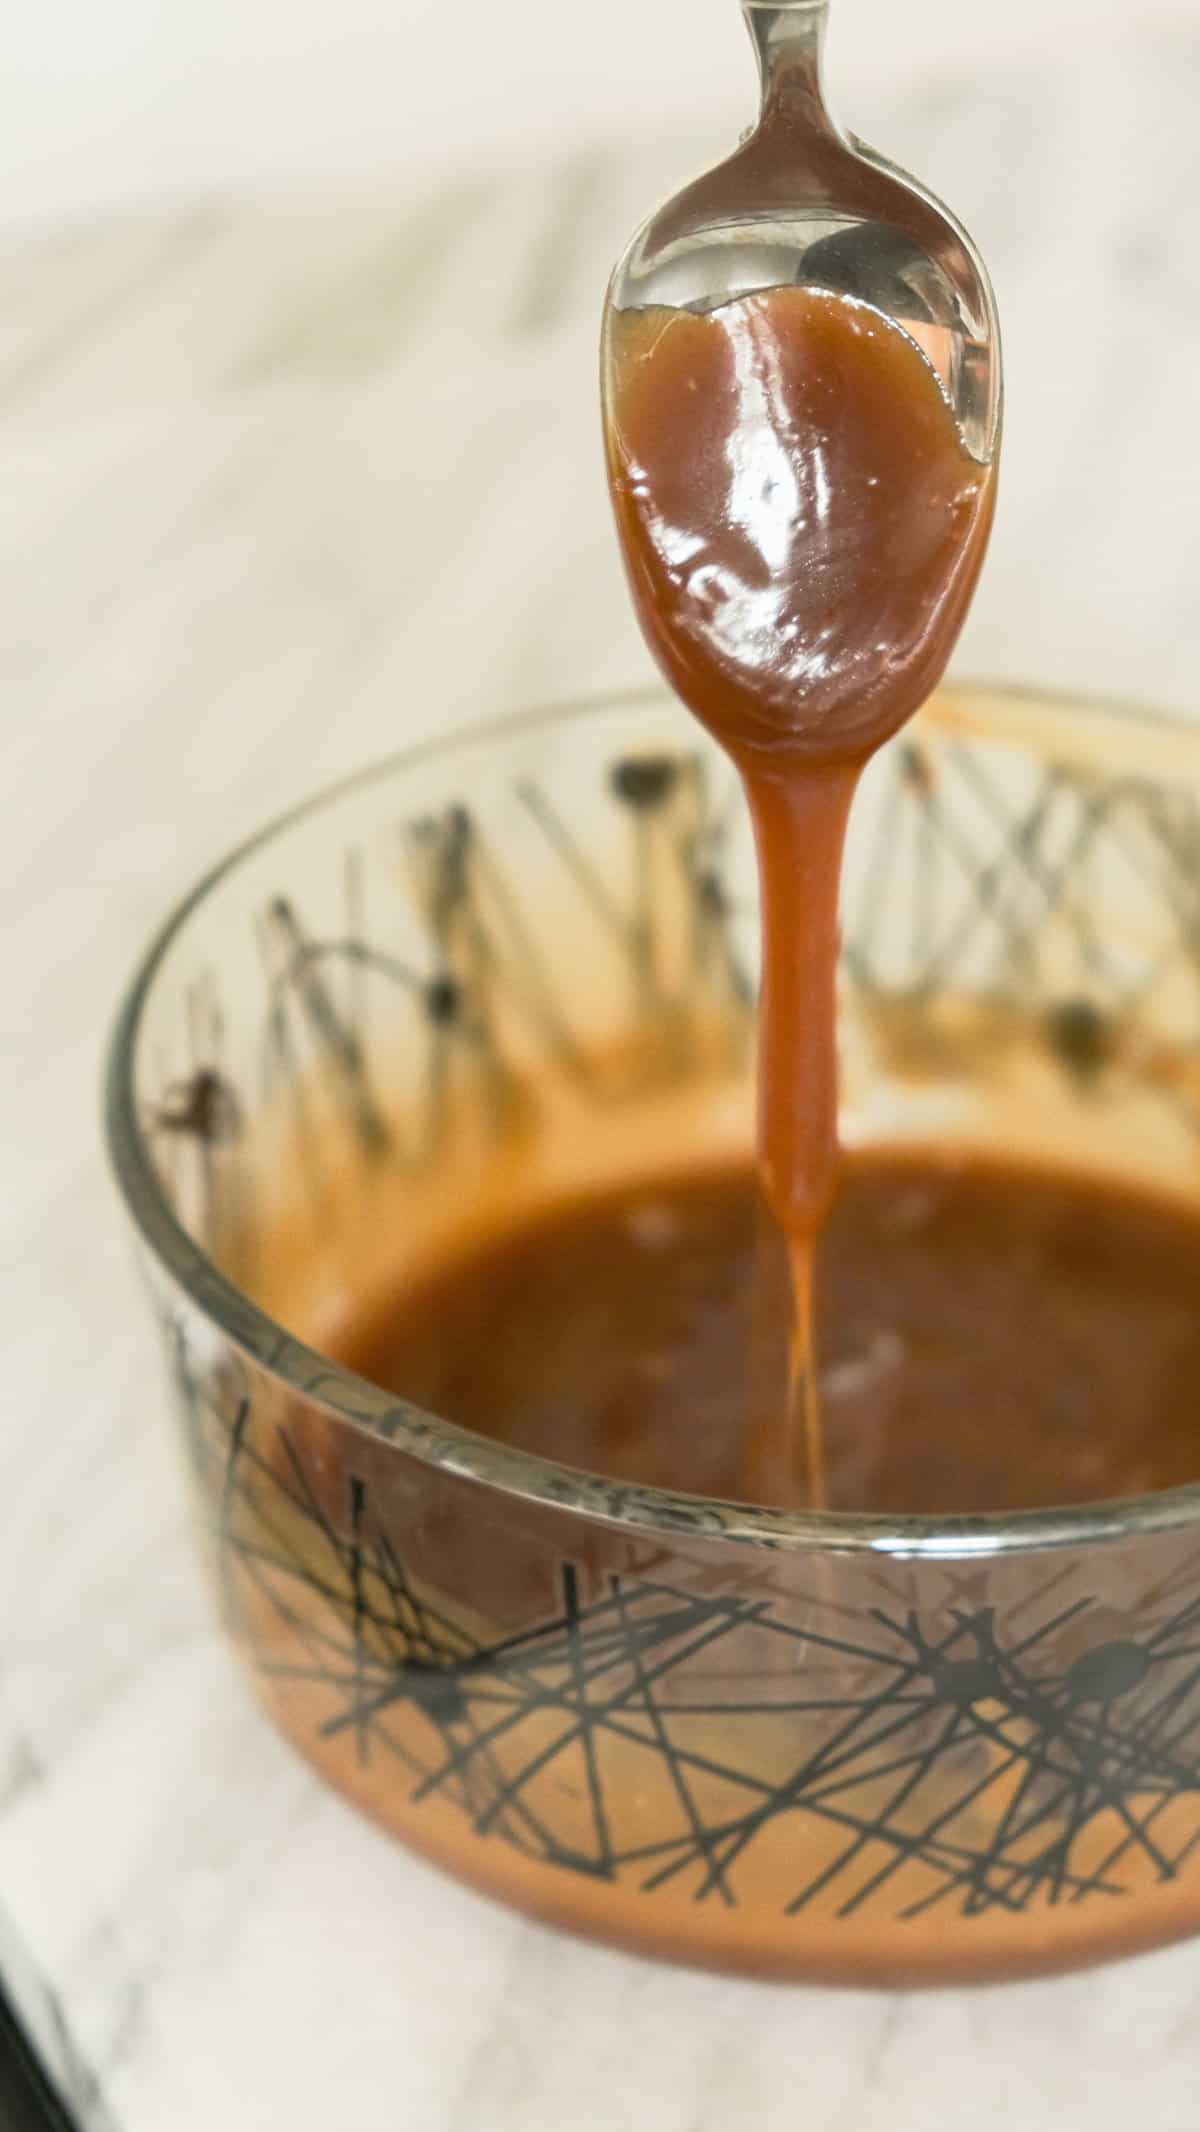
[
  {"x1": 172, "y1": 1334, "x2": 1200, "y2": 1924},
  {"x1": 148, "y1": 729, "x2": 1200, "y2": 1213}
]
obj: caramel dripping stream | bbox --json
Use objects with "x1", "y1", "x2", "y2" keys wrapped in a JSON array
[{"x1": 737, "y1": 759, "x2": 860, "y2": 1510}]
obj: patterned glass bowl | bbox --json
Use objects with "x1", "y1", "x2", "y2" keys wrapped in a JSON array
[{"x1": 106, "y1": 683, "x2": 1200, "y2": 1986}]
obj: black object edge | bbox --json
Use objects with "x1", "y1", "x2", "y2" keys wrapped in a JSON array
[{"x1": 0, "y1": 1974, "x2": 83, "y2": 2132}]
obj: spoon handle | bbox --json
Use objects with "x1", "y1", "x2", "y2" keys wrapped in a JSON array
[{"x1": 741, "y1": 0, "x2": 833, "y2": 133}]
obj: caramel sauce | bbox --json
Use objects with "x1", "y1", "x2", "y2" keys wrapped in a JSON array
[{"x1": 331, "y1": 1151, "x2": 1200, "y2": 1517}]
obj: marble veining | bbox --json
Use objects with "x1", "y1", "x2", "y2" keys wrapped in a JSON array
[{"x1": 8, "y1": 43, "x2": 1200, "y2": 2129}]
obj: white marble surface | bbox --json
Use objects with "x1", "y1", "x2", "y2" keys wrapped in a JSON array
[
  {"x1": 8, "y1": 40, "x2": 1200, "y2": 2131},
  {"x1": 9, "y1": 0, "x2": 1195, "y2": 224}
]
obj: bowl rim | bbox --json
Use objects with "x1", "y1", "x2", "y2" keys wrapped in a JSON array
[{"x1": 105, "y1": 679, "x2": 1200, "y2": 1561}]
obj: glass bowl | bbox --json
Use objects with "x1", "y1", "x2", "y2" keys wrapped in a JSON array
[{"x1": 106, "y1": 683, "x2": 1200, "y2": 1986}]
